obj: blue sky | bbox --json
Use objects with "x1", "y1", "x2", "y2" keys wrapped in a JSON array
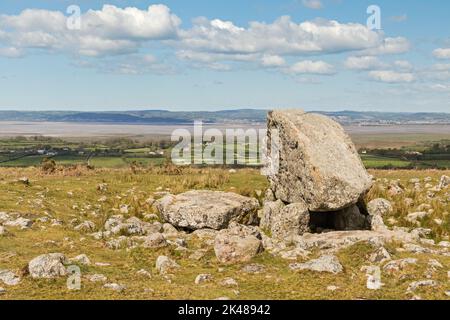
[{"x1": 0, "y1": 0, "x2": 449, "y2": 112}]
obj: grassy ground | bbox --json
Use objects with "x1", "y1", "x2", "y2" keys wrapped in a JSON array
[{"x1": 0, "y1": 167, "x2": 449, "y2": 300}]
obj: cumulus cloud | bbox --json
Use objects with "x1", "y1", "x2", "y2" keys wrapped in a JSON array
[
  {"x1": 261, "y1": 54, "x2": 285, "y2": 67},
  {"x1": 360, "y1": 37, "x2": 410, "y2": 55},
  {"x1": 0, "y1": 46, "x2": 23, "y2": 58},
  {"x1": 301, "y1": 0, "x2": 323, "y2": 10},
  {"x1": 0, "y1": 4, "x2": 412, "y2": 78},
  {"x1": 344, "y1": 56, "x2": 385, "y2": 70},
  {"x1": 433, "y1": 48, "x2": 450, "y2": 59},
  {"x1": 289, "y1": 60, "x2": 335, "y2": 75},
  {"x1": 0, "y1": 5, "x2": 181, "y2": 57},
  {"x1": 178, "y1": 16, "x2": 382, "y2": 56},
  {"x1": 368, "y1": 70, "x2": 415, "y2": 83}
]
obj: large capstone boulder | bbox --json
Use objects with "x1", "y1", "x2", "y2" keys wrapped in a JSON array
[
  {"x1": 155, "y1": 190, "x2": 259, "y2": 230},
  {"x1": 28, "y1": 253, "x2": 67, "y2": 279},
  {"x1": 214, "y1": 223, "x2": 263, "y2": 264},
  {"x1": 266, "y1": 110, "x2": 372, "y2": 212}
]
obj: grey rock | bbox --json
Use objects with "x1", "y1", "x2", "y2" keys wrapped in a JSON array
[
  {"x1": 221, "y1": 277, "x2": 238, "y2": 287},
  {"x1": 155, "y1": 190, "x2": 259, "y2": 230},
  {"x1": 28, "y1": 253, "x2": 67, "y2": 279},
  {"x1": 369, "y1": 246, "x2": 392, "y2": 264},
  {"x1": 214, "y1": 223, "x2": 263, "y2": 264},
  {"x1": 70, "y1": 254, "x2": 91, "y2": 266},
  {"x1": 406, "y1": 280, "x2": 437, "y2": 293},
  {"x1": 103, "y1": 283, "x2": 126, "y2": 292},
  {"x1": 137, "y1": 269, "x2": 152, "y2": 278},
  {"x1": 261, "y1": 200, "x2": 310, "y2": 239},
  {"x1": 367, "y1": 198, "x2": 393, "y2": 217},
  {"x1": 383, "y1": 258, "x2": 418, "y2": 273},
  {"x1": 266, "y1": 110, "x2": 372, "y2": 211},
  {"x1": 74, "y1": 221, "x2": 96, "y2": 233},
  {"x1": 194, "y1": 273, "x2": 213, "y2": 284},
  {"x1": 156, "y1": 255, "x2": 180, "y2": 275},
  {"x1": 0, "y1": 270, "x2": 21, "y2": 286},
  {"x1": 333, "y1": 205, "x2": 368, "y2": 231},
  {"x1": 142, "y1": 233, "x2": 167, "y2": 249},
  {"x1": 241, "y1": 263, "x2": 265, "y2": 274},
  {"x1": 4, "y1": 217, "x2": 33, "y2": 229},
  {"x1": 438, "y1": 175, "x2": 449, "y2": 189},
  {"x1": 87, "y1": 274, "x2": 107, "y2": 282},
  {"x1": 289, "y1": 255, "x2": 343, "y2": 274}
]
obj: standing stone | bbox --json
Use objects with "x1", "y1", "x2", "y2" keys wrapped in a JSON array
[
  {"x1": 266, "y1": 110, "x2": 372, "y2": 212},
  {"x1": 155, "y1": 190, "x2": 259, "y2": 230}
]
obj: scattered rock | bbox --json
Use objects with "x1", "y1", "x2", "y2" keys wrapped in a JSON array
[
  {"x1": 70, "y1": 254, "x2": 91, "y2": 266},
  {"x1": 155, "y1": 190, "x2": 259, "y2": 230},
  {"x1": 327, "y1": 285, "x2": 339, "y2": 291},
  {"x1": 214, "y1": 223, "x2": 263, "y2": 264},
  {"x1": 438, "y1": 175, "x2": 449, "y2": 189},
  {"x1": 189, "y1": 249, "x2": 209, "y2": 261},
  {"x1": 137, "y1": 269, "x2": 152, "y2": 278},
  {"x1": 221, "y1": 277, "x2": 238, "y2": 287},
  {"x1": 367, "y1": 199, "x2": 393, "y2": 217},
  {"x1": 28, "y1": 253, "x2": 67, "y2": 279},
  {"x1": 104, "y1": 283, "x2": 126, "y2": 292},
  {"x1": 406, "y1": 280, "x2": 437, "y2": 293},
  {"x1": 0, "y1": 287, "x2": 5, "y2": 295},
  {"x1": 0, "y1": 270, "x2": 21, "y2": 286},
  {"x1": 74, "y1": 221, "x2": 96, "y2": 233},
  {"x1": 194, "y1": 273, "x2": 213, "y2": 284},
  {"x1": 155, "y1": 256, "x2": 180, "y2": 275},
  {"x1": 383, "y1": 258, "x2": 417, "y2": 273},
  {"x1": 4, "y1": 217, "x2": 33, "y2": 229},
  {"x1": 289, "y1": 255, "x2": 343, "y2": 274},
  {"x1": 241, "y1": 264, "x2": 265, "y2": 274},
  {"x1": 0, "y1": 226, "x2": 6, "y2": 236},
  {"x1": 142, "y1": 233, "x2": 167, "y2": 249},
  {"x1": 369, "y1": 247, "x2": 392, "y2": 264},
  {"x1": 87, "y1": 274, "x2": 107, "y2": 282}
]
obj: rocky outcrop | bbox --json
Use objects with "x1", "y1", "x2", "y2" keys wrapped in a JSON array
[{"x1": 155, "y1": 190, "x2": 259, "y2": 230}]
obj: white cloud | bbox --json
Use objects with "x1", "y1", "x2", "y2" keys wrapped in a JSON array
[
  {"x1": 344, "y1": 56, "x2": 385, "y2": 70},
  {"x1": 179, "y1": 16, "x2": 382, "y2": 56},
  {"x1": 433, "y1": 48, "x2": 450, "y2": 59},
  {"x1": 261, "y1": 54, "x2": 285, "y2": 67},
  {"x1": 360, "y1": 37, "x2": 410, "y2": 55},
  {"x1": 393, "y1": 60, "x2": 413, "y2": 71},
  {"x1": 289, "y1": 60, "x2": 335, "y2": 75},
  {"x1": 0, "y1": 46, "x2": 23, "y2": 58},
  {"x1": 368, "y1": 70, "x2": 415, "y2": 83},
  {"x1": 0, "y1": 5, "x2": 181, "y2": 57},
  {"x1": 301, "y1": 0, "x2": 323, "y2": 10}
]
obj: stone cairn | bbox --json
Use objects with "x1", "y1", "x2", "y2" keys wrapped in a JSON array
[{"x1": 260, "y1": 109, "x2": 374, "y2": 240}]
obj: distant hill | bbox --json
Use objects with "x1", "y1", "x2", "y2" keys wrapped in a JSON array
[{"x1": 0, "y1": 109, "x2": 449, "y2": 125}]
